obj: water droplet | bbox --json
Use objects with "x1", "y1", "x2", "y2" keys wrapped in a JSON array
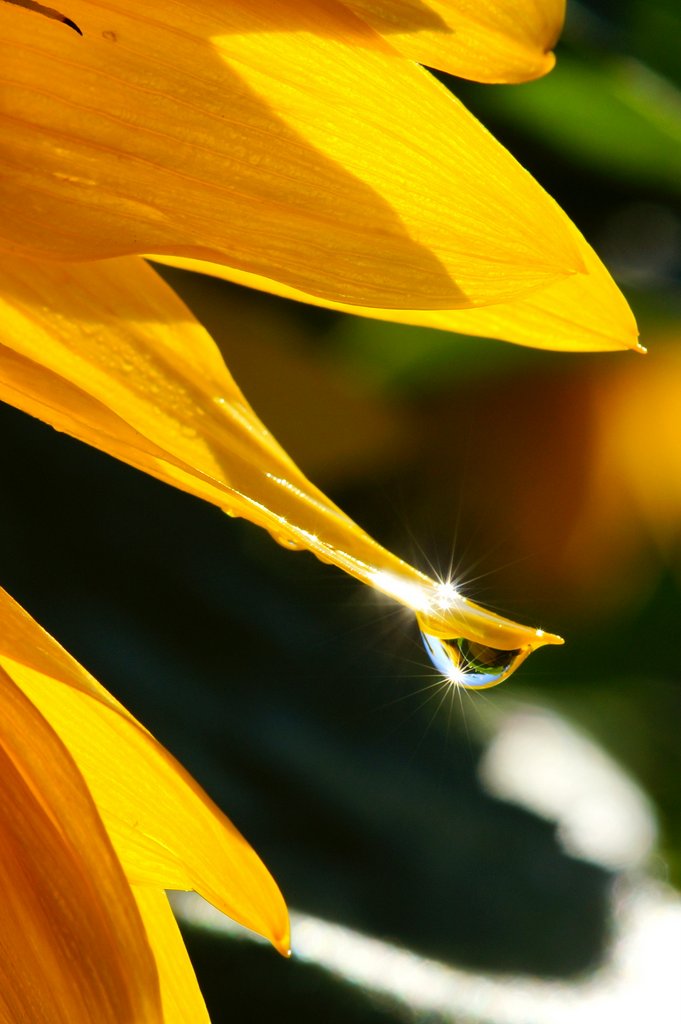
[
  {"x1": 420, "y1": 632, "x2": 523, "y2": 689},
  {"x1": 271, "y1": 532, "x2": 305, "y2": 551}
]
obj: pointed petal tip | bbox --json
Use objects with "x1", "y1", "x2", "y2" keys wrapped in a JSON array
[
  {"x1": 272, "y1": 925, "x2": 292, "y2": 959},
  {"x1": 634, "y1": 342, "x2": 648, "y2": 355},
  {"x1": 538, "y1": 630, "x2": 564, "y2": 647}
]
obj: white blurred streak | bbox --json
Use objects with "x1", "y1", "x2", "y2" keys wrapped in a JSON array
[
  {"x1": 171, "y1": 705, "x2": 677, "y2": 1023},
  {"x1": 173, "y1": 882, "x2": 681, "y2": 1024},
  {"x1": 478, "y1": 708, "x2": 656, "y2": 870}
]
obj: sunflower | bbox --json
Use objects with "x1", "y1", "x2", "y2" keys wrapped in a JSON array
[{"x1": 0, "y1": 0, "x2": 639, "y2": 1016}]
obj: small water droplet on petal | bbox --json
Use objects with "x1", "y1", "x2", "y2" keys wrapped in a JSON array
[
  {"x1": 271, "y1": 532, "x2": 305, "y2": 551},
  {"x1": 421, "y1": 632, "x2": 524, "y2": 689}
]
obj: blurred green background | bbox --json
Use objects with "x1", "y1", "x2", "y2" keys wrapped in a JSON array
[{"x1": 2, "y1": 0, "x2": 681, "y2": 1020}]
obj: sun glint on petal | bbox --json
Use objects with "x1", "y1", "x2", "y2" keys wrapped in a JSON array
[{"x1": 0, "y1": 0, "x2": 581, "y2": 309}]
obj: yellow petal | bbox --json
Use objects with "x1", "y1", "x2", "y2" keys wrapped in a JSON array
[
  {"x1": 0, "y1": 586, "x2": 290, "y2": 954},
  {"x1": 133, "y1": 888, "x2": 210, "y2": 1024},
  {"x1": 345, "y1": 0, "x2": 564, "y2": 82},
  {"x1": 0, "y1": 663, "x2": 162, "y2": 1023},
  {"x1": 0, "y1": 0, "x2": 582, "y2": 309},
  {"x1": 152, "y1": 218, "x2": 640, "y2": 353},
  {"x1": 0, "y1": 254, "x2": 559, "y2": 660}
]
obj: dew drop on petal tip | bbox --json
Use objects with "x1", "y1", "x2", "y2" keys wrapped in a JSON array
[{"x1": 421, "y1": 631, "x2": 524, "y2": 690}]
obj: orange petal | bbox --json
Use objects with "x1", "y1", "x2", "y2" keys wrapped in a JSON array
[
  {"x1": 0, "y1": 586, "x2": 290, "y2": 953},
  {"x1": 0, "y1": 663, "x2": 162, "y2": 1023},
  {"x1": 0, "y1": 254, "x2": 558, "y2": 656},
  {"x1": 0, "y1": 0, "x2": 582, "y2": 309},
  {"x1": 345, "y1": 0, "x2": 565, "y2": 82}
]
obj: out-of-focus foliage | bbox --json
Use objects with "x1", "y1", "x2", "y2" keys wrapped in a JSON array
[
  {"x1": 2, "y1": 1, "x2": 680, "y2": 1022},
  {"x1": 470, "y1": 54, "x2": 681, "y2": 193}
]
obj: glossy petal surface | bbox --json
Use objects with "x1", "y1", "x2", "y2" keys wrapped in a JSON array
[
  {"x1": 0, "y1": 663, "x2": 162, "y2": 1024},
  {"x1": 0, "y1": 253, "x2": 557, "y2": 651},
  {"x1": 346, "y1": 0, "x2": 565, "y2": 82},
  {"x1": 0, "y1": 587, "x2": 290, "y2": 954},
  {"x1": 0, "y1": 0, "x2": 582, "y2": 309}
]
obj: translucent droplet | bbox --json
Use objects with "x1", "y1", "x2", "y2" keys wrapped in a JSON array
[
  {"x1": 421, "y1": 632, "x2": 523, "y2": 689},
  {"x1": 271, "y1": 532, "x2": 305, "y2": 551}
]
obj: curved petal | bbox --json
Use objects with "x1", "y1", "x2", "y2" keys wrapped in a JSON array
[
  {"x1": 150, "y1": 218, "x2": 641, "y2": 352},
  {"x1": 0, "y1": 0, "x2": 582, "y2": 310},
  {"x1": 344, "y1": 0, "x2": 565, "y2": 82},
  {"x1": 0, "y1": 664, "x2": 162, "y2": 1024},
  {"x1": 0, "y1": 254, "x2": 559, "y2": 654},
  {"x1": 0, "y1": 587, "x2": 290, "y2": 955}
]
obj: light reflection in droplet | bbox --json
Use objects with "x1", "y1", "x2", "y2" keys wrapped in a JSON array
[{"x1": 421, "y1": 632, "x2": 523, "y2": 689}]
